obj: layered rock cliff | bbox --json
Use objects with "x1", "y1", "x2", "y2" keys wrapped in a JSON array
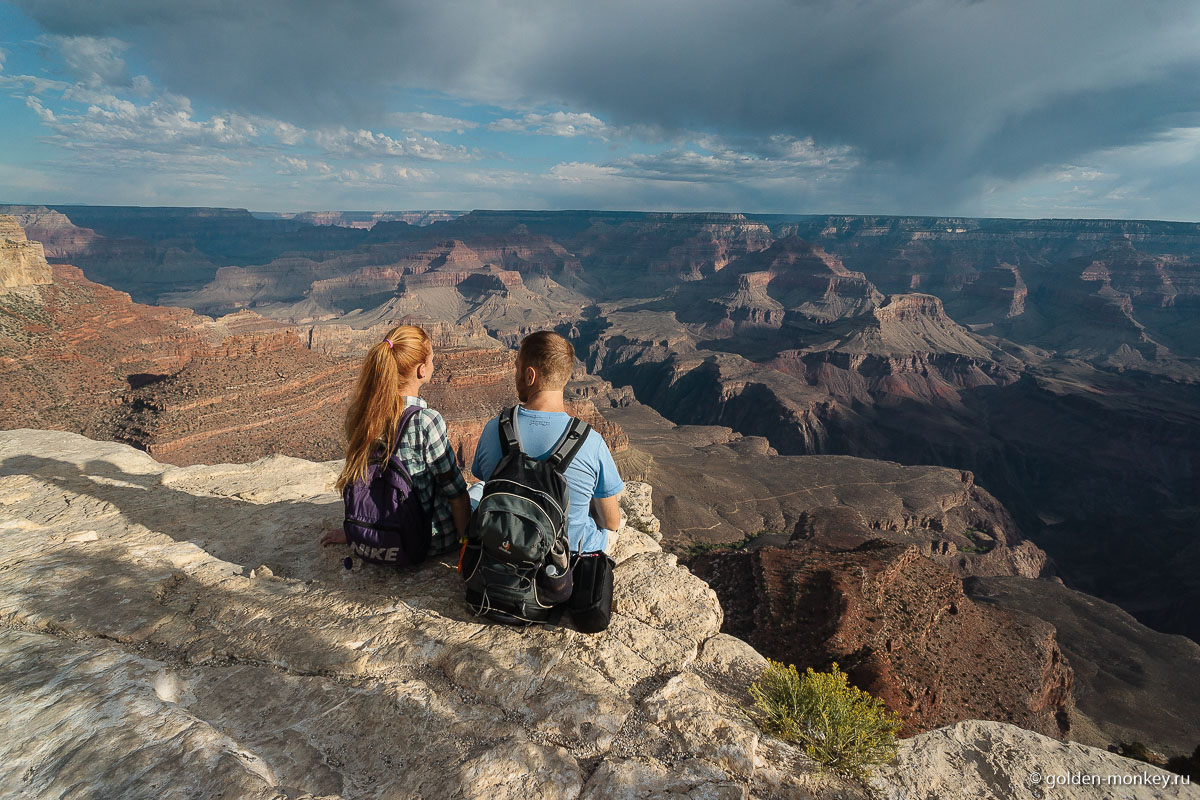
[
  {"x1": 0, "y1": 258, "x2": 627, "y2": 471},
  {"x1": 967, "y1": 575, "x2": 1200, "y2": 756},
  {"x1": 0, "y1": 206, "x2": 100, "y2": 260},
  {"x1": 0, "y1": 215, "x2": 52, "y2": 294}
]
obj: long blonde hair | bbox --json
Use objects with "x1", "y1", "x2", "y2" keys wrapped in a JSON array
[{"x1": 336, "y1": 324, "x2": 431, "y2": 492}]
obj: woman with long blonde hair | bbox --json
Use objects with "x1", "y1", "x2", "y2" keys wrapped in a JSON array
[{"x1": 321, "y1": 324, "x2": 470, "y2": 555}]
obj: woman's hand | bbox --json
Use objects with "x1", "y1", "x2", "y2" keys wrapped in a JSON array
[{"x1": 320, "y1": 526, "x2": 347, "y2": 546}]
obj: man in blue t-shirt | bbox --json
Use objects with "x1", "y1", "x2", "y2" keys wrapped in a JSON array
[{"x1": 471, "y1": 331, "x2": 624, "y2": 553}]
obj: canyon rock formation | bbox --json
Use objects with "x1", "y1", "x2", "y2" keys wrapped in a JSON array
[
  {"x1": 602, "y1": 404, "x2": 1045, "y2": 580},
  {"x1": 967, "y1": 576, "x2": 1200, "y2": 756},
  {"x1": 692, "y1": 540, "x2": 1072, "y2": 739},
  {"x1": 0, "y1": 251, "x2": 627, "y2": 472},
  {"x1": 0, "y1": 214, "x2": 52, "y2": 293},
  {"x1": 254, "y1": 209, "x2": 464, "y2": 228}
]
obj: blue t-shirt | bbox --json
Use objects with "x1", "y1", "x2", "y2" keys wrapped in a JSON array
[{"x1": 472, "y1": 406, "x2": 625, "y2": 553}]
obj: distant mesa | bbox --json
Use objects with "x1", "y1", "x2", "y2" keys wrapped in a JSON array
[{"x1": 252, "y1": 209, "x2": 465, "y2": 228}]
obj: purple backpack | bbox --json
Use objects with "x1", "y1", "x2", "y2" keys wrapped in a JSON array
[{"x1": 342, "y1": 405, "x2": 431, "y2": 567}]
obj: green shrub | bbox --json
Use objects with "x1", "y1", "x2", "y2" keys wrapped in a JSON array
[
  {"x1": 684, "y1": 530, "x2": 772, "y2": 557},
  {"x1": 958, "y1": 528, "x2": 992, "y2": 554},
  {"x1": 749, "y1": 660, "x2": 901, "y2": 781}
]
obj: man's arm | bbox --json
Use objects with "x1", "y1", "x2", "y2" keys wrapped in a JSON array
[
  {"x1": 471, "y1": 417, "x2": 499, "y2": 482},
  {"x1": 588, "y1": 429, "x2": 625, "y2": 533},
  {"x1": 591, "y1": 493, "x2": 622, "y2": 533}
]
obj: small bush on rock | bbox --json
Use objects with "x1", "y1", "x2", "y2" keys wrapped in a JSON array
[
  {"x1": 1116, "y1": 741, "x2": 1161, "y2": 765},
  {"x1": 749, "y1": 660, "x2": 901, "y2": 781}
]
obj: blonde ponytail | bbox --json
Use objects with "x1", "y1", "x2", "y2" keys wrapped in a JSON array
[{"x1": 336, "y1": 325, "x2": 431, "y2": 491}]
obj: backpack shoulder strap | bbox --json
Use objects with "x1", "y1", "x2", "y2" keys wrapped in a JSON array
[
  {"x1": 380, "y1": 405, "x2": 424, "y2": 476},
  {"x1": 389, "y1": 404, "x2": 424, "y2": 452},
  {"x1": 393, "y1": 402, "x2": 422, "y2": 448},
  {"x1": 498, "y1": 406, "x2": 522, "y2": 456},
  {"x1": 545, "y1": 417, "x2": 592, "y2": 474}
]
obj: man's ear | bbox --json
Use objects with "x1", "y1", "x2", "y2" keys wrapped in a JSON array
[{"x1": 524, "y1": 365, "x2": 538, "y2": 389}]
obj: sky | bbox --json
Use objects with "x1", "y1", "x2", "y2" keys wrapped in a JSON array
[{"x1": 2, "y1": 0, "x2": 1200, "y2": 219}]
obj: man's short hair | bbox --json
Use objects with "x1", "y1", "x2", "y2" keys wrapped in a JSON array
[{"x1": 518, "y1": 331, "x2": 575, "y2": 389}]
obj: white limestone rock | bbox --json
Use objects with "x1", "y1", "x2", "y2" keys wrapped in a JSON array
[
  {"x1": 875, "y1": 719, "x2": 1200, "y2": 800},
  {"x1": 0, "y1": 215, "x2": 52, "y2": 294}
]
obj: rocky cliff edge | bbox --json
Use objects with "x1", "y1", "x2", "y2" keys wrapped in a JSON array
[
  {"x1": 0, "y1": 430, "x2": 1193, "y2": 800},
  {"x1": 0, "y1": 214, "x2": 52, "y2": 294}
]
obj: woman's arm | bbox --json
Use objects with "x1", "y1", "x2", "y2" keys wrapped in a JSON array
[
  {"x1": 448, "y1": 491, "x2": 471, "y2": 540},
  {"x1": 424, "y1": 408, "x2": 471, "y2": 537}
]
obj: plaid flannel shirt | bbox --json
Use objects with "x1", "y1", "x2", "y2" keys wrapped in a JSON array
[{"x1": 393, "y1": 396, "x2": 468, "y2": 555}]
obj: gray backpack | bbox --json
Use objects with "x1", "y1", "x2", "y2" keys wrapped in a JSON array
[{"x1": 462, "y1": 406, "x2": 590, "y2": 625}]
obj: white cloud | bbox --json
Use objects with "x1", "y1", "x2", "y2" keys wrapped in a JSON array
[
  {"x1": 48, "y1": 35, "x2": 130, "y2": 88},
  {"x1": 275, "y1": 155, "x2": 309, "y2": 174},
  {"x1": 38, "y1": 88, "x2": 266, "y2": 152},
  {"x1": 1052, "y1": 166, "x2": 1117, "y2": 183},
  {"x1": 273, "y1": 121, "x2": 306, "y2": 146},
  {"x1": 0, "y1": 72, "x2": 69, "y2": 95},
  {"x1": 312, "y1": 126, "x2": 475, "y2": 161},
  {"x1": 549, "y1": 162, "x2": 621, "y2": 182},
  {"x1": 386, "y1": 111, "x2": 477, "y2": 133},
  {"x1": 332, "y1": 163, "x2": 432, "y2": 186},
  {"x1": 24, "y1": 95, "x2": 57, "y2": 123},
  {"x1": 487, "y1": 111, "x2": 607, "y2": 138},
  {"x1": 587, "y1": 134, "x2": 858, "y2": 185}
]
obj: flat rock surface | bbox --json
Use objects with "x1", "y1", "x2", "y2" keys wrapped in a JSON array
[
  {"x1": 877, "y1": 720, "x2": 1200, "y2": 800},
  {"x1": 0, "y1": 429, "x2": 861, "y2": 800}
]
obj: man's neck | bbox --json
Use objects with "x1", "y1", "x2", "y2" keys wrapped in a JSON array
[{"x1": 521, "y1": 389, "x2": 566, "y2": 413}]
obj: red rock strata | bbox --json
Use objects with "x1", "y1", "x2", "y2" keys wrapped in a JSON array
[
  {"x1": 1, "y1": 263, "x2": 629, "y2": 473},
  {"x1": 1, "y1": 265, "x2": 211, "y2": 435}
]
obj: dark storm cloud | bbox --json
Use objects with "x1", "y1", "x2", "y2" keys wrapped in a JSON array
[{"x1": 13, "y1": 0, "x2": 1200, "y2": 207}]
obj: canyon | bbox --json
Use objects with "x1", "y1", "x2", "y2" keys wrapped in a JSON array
[
  {"x1": 4, "y1": 206, "x2": 1200, "y2": 768},
  {"x1": 0, "y1": 218, "x2": 624, "y2": 474}
]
